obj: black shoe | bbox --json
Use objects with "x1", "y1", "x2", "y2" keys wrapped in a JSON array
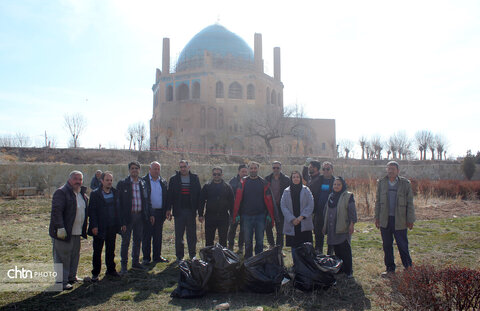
[
  {"x1": 153, "y1": 256, "x2": 169, "y2": 263},
  {"x1": 63, "y1": 283, "x2": 73, "y2": 290},
  {"x1": 381, "y1": 271, "x2": 395, "y2": 278},
  {"x1": 131, "y1": 263, "x2": 147, "y2": 270},
  {"x1": 142, "y1": 259, "x2": 151, "y2": 265},
  {"x1": 91, "y1": 275, "x2": 99, "y2": 282},
  {"x1": 106, "y1": 271, "x2": 120, "y2": 278},
  {"x1": 68, "y1": 277, "x2": 83, "y2": 285}
]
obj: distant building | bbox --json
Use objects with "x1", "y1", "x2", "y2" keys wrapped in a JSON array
[{"x1": 150, "y1": 24, "x2": 336, "y2": 156}]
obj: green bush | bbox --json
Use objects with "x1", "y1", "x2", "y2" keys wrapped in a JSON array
[{"x1": 462, "y1": 151, "x2": 476, "y2": 180}]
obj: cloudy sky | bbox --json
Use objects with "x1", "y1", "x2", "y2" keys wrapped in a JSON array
[{"x1": 0, "y1": 0, "x2": 479, "y2": 158}]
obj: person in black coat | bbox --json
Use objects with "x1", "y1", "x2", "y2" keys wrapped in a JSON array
[
  {"x1": 227, "y1": 164, "x2": 248, "y2": 252},
  {"x1": 88, "y1": 171, "x2": 121, "y2": 280},
  {"x1": 198, "y1": 167, "x2": 234, "y2": 247},
  {"x1": 166, "y1": 160, "x2": 201, "y2": 261},
  {"x1": 117, "y1": 161, "x2": 153, "y2": 274},
  {"x1": 49, "y1": 170, "x2": 88, "y2": 290},
  {"x1": 142, "y1": 161, "x2": 169, "y2": 264},
  {"x1": 265, "y1": 161, "x2": 290, "y2": 251}
]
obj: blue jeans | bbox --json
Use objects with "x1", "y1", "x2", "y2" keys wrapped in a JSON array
[
  {"x1": 380, "y1": 216, "x2": 412, "y2": 271},
  {"x1": 241, "y1": 214, "x2": 265, "y2": 259}
]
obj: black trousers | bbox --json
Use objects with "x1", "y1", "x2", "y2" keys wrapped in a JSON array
[
  {"x1": 92, "y1": 226, "x2": 117, "y2": 276},
  {"x1": 332, "y1": 240, "x2": 353, "y2": 275},
  {"x1": 174, "y1": 208, "x2": 197, "y2": 260},
  {"x1": 142, "y1": 209, "x2": 166, "y2": 261},
  {"x1": 205, "y1": 215, "x2": 229, "y2": 247},
  {"x1": 227, "y1": 219, "x2": 244, "y2": 251},
  {"x1": 313, "y1": 209, "x2": 327, "y2": 253},
  {"x1": 265, "y1": 211, "x2": 284, "y2": 248}
]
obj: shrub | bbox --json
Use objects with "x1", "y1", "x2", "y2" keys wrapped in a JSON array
[
  {"x1": 377, "y1": 265, "x2": 480, "y2": 311},
  {"x1": 462, "y1": 153, "x2": 476, "y2": 180}
]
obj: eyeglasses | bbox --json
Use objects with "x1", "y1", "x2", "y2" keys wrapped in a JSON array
[
  {"x1": 322, "y1": 167, "x2": 331, "y2": 171},
  {"x1": 272, "y1": 167, "x2": 281, "y2": 170},
  {"x1": 212, "y1": 173, "x2": 221, "y2": 176},
  {"x1": 179, "y1": 166, "x2": 187, "y2": 169}
]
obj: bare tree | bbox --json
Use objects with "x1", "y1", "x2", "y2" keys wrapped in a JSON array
[
  {"x1": 126, "y1": 125, "x2": 135, "y2": 150},
  {"x1": 435, "y1": 134, "x2": 447, "y2": 160},
  {"x1": 339, "y1": 139, "x2": 354, "y2": 158},
  {"x1": 428, "y1": 139, "x2": 436, "y2": 160},
  {"x1": 245, "y1": 104, "x2": 304, "y2": 155},
  {"x1": 415, "y1": 130, "x2": 433, "y2": 160},
  {"x1": 0, "y1": 134, "x2": 13, "y2": 147},
  {"x1": 131, "y1": 122, "x2": 147, "y2": 151},
  {"x1": 359, "y1": 136, "x2": 367, "y2": 160},
  {"x1": 64, "y1": 113, "x2": 87, "y2": 148},
  {"x1": 387, "y1": 136, "x2": 398, "y2": 160},
  {"x1": 370, "y1": 135, "x2": 383, "y2": 159},
  {"x1": 14, "y1": 133, "x2": 31, "y2": 147}
]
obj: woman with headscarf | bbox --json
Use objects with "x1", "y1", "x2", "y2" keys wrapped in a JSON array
[
  {"x1": 280, "y1": 171, "x2": 314, "y2": 259},
  {"x1": 322, "y1": 177, "x2": 357, "y2": 278}
]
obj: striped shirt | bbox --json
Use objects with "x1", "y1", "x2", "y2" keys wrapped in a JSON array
[{"x1": 131, "y1": 179, "x2": 142, "y2": 213}]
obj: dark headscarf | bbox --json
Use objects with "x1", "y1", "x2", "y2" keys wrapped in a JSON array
[
  {"x1": 328, "y1": 176, "x2": 347, "y2": 208},
  {"x1": 290, "y1": 171, "x2": 303, "y2": 216}
]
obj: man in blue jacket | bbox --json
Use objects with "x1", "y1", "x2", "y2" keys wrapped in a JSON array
[
  {"x1": 88, "y1": 171, "x2": 121, "y2": 281},
  {"x1": 49, "y1": 170, "x2": 88, "y2": 290}
]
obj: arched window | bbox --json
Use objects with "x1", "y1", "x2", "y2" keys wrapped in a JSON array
[
  {"x1": 218, "y1": 108, "x2": 224, "y2": 129},
  {"x1": 228, "y1": 82, "x2": 242, "y2": 99},
  {"x1": 200, "y1": 107, "x2": 206, "y2": 128},
  {"x1": 271, "y1": 90, "x2": 277, "y2": 106},
  {"x1": 266, "y1": 87, "x2": 270, "y2": 105},
  {"x1": 166, "y1": 85, "x2": 173, "y2": 101},
  {"x1": 247, "y1": 84, "x2": 255, "y2": 99},
  {"x1": 216, "y1": 81, "x2": 224, "y2": 98},
  {"x1": 278, "y1": 92, "x2": 283, "y2": 106},
  {"x1": 177, "y1": 83, "x2": 189, "y2": 100},
  {"x1": 192, "y1": 81, "x2": 200, "y2": 99},
  {"x1": 207, "y1": 107, "x2": 217, "y2": 129}
]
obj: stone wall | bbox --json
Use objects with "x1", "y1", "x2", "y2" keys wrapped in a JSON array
[
  {"x1": 0, "y1": 147, "x2": 478, "y2": 196},
  {"x1": 1, "y1": 161, "x2": 478, "y2": 196}
]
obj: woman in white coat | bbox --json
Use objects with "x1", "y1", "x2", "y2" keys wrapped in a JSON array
[{"x1": 280, "y1": 171, "x2": 314, "y2": 259}]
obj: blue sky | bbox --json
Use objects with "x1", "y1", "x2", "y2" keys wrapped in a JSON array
[{"x1": 0, "y1": 0, "x2": 479, "y2": 157}]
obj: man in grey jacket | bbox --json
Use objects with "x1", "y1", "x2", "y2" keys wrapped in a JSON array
[{"x1": 375, "y1": 161, "x2": 415, "y2": 277}]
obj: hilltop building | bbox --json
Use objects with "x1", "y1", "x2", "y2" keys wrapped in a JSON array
[{"x1": 150, "y1": 24, "x2": 336, "y2": 156}]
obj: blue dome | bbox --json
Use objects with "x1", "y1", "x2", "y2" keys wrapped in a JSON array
[{"x1": 176, "y1": 24, "x2": 254, "y2": 68}]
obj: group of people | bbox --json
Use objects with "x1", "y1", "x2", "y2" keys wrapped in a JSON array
[{"x1": 49, "y1": 159, "x2": 415, "y2": 290}]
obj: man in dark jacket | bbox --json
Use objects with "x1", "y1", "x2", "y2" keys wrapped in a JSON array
[
  {"x1": 167, "y1": 160, "x2": 201, "y2": 261},
  {"x1": 227, "y1": 164, "x2": 248, "y2": 252},
  {"x1": 265, "y1": 161, "x2": 290, "y2": 251},
  {"x1": 198, "y1": 167, "x2": 234, "y2": 247},
  {"x1": 88, "y1": 171, "x2": 121, "y2": 281},
  {"x1": 90, "y1": 170, "x2": 102, "y2": 190},
  {"x1": 117, "y1": 161, "x2": 153, "y2": 274},
  {"x1": 303, "y1": 160, "x2": 335, "y2": 254},
  {"x1": 142, "y1": 161, "x2": 169, "y2": 264},
  {"x1": 232, "y1": 161, "x2": 276, "y2": 259},
  {"x1": 49, "y1": 170, "x2": 88, "y2": 290}
]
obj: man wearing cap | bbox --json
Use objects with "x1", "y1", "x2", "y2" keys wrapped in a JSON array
[{"x1": 375, "y1": 161, "x2": 415, "y2": 277}]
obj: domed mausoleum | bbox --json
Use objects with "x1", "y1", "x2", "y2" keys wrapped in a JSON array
[{"x1": 150, "y1": 24, "x2": 335, "y2": 156}]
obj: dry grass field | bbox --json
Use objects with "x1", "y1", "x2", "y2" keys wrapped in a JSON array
[{"x1": 0, "y1": 195, "x2": 479, "y2": 311}]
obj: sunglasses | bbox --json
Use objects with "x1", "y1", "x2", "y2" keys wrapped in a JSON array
[
  {"x1": 179, "y1": 166, "x2": 187, "y2": 169},
  {"x1": 272, "y1": 167, "x2": 281, "y2": 170},
  {"x1": 213, "y1": 173, "x2": 221, "y2": 176},
  {"x1": 322, "y1": 167, "x2": 331, "y2": 171}
]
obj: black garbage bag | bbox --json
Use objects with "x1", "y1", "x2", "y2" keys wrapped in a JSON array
[
  {"x1": 171, "y1": 258, "x2": 213, "y2": 298},
  {"x1": 199, "y1": 243, "x2": 240, "y2": 293},
  {"x1": 292, "y1": 242, "x2": 342, "y2": 291},
  {"x1": 241, "y1": 246, "x2": 288, "y2": 293}
]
